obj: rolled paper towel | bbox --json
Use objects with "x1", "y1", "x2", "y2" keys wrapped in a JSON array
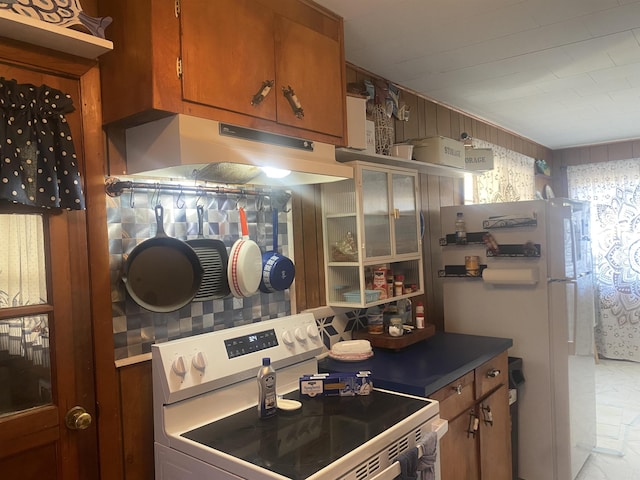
[{"x1": 482, "y1": 268, "x2": 539, "y2": 285}]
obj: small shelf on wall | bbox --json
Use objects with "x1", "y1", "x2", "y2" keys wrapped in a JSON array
[
  {"x1": 334, "y1": 147, "x2": 473, "y2": 178},
  {"x1": 440, "y1": 231, "x2": 488, "y2": 246},
  {"x1": 438, "y1": 264, "x2": 487, "y2": 278},
  {"x1": 486, "y1": 243, "x2": 541, "y2": 257},
  {"x1": 483, "y1": 216, "x2": 537, "y2": 229},
  {"x1": 0, "y1": 10, "x2": 113, "y2": 59}
]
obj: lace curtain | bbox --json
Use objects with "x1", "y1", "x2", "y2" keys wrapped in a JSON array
[
  {"x1": 0, "y1": 214, "x2": 47, "y2": 307},
  {"x1": 468, "y1": 139, "x2": 535, "y2": 204},
  {"x1": 567, "y1": 159, "x2": 640, "y2": 362}
]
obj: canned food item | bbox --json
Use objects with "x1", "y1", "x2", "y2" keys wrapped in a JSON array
[{"x1": 465, "y1": 255, "x2": 480, "y2": 276}]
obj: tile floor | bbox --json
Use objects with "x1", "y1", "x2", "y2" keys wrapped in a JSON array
[{"x1": 576, "y1": 358, "x2": 640, "y2": 480}]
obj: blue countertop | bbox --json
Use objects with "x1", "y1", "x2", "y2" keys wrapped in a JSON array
[{"x1": 317, "y1": 331, "x2": 513, "y2": 398}]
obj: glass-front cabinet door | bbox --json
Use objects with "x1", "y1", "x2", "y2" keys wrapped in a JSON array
[
  {"x1": 361, "y1": 168, "x2": 391, "y2": 258},
  {"x1": 392, "y1": 172, "x2": 419, "y2": 255}
]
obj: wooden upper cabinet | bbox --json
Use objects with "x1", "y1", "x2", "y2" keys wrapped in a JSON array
[
  {"x1": 180, "y1": 0, "x2": 277, "y2": 122},
  {"x1": 99, "y1": 0, "x2": 347, "y2": 144},
  {"x1": 274, "y1": 15, "x2": 344, "y2": 137}
]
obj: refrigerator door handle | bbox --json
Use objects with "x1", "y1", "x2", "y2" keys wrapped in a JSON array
[
  {"x1": 567, "y1": 280, "x2": 577, "y2": 356},
  {"x1": 568, "y1": 216, "x2": 579, "y2": 281}
]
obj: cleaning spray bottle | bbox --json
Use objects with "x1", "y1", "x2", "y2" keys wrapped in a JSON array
[{"x1": 257, "y1": 357, "x2": 277, "y2": 418}]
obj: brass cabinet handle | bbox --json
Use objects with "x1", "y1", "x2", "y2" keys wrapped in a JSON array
[
  {"x1": 282, "y1": 85, "x2": 304, "y2": 118},
  {"x1": 251, "y1": 80, "x2": 274, "y2": 106}
]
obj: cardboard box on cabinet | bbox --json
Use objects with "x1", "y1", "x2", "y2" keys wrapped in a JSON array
[
  {"x1": 465, "y1": 148, "x2": 494, "y2": 171},
  {"x1": 412, "y1": 136, "x2": 465, "y2": 169}
]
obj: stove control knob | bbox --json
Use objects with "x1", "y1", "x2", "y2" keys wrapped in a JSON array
[
  {"x1": 192, "y1": 351, "x2": 208, "y2": 373},
  {"x1": 306, "y1": 325, "x2": 320, "y2": 340},
  {"x1": 282, "y1": 330, "x2": 294, "y2": 346},
  {"x1": 172, "y1": 355, "x2": 187, "y2": 378},
  {"x1": 294, "y1": 327, "x2": 306, "y2": 343}
]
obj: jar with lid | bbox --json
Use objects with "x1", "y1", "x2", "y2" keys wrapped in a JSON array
[
  {"x1": 366, "y1": 306, "x2": 384, "y2": 334},
  {"x1": 394, "y1": 274, "x2": 405, "y2": 296},
  {"x1": 455, "y1": 212, "x2": 467, "y2": 245},
  {"x1": 388, "y1": 317, "x2": 404, "y2": 337}
]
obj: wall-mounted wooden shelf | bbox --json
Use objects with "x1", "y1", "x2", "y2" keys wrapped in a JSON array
[
  {"x1": 0, "y1": 10, "x2": 113, "y2": 59},
  {"x1": 335, "y1": 148, "x2": 475, "y2": 178}
]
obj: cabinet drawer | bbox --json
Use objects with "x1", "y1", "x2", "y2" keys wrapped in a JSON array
[
  {"x1": 430, "y1": 371, "x2": 475, "y2": 420},
  {"x1": 475, "y1": 351, "x2": 508, "y2": 399}
]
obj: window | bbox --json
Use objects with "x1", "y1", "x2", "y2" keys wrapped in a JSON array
[{"x1": 0, "y1": 214, "x2": 51, "y2": 416}]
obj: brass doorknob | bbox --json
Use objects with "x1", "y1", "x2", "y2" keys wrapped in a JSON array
[{"x1": 65, "y1": 406, "x2": 92, "y2": 430}]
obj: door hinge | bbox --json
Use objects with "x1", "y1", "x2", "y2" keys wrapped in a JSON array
[
  {"x1": 174, "y1": 0, "x2": 180, "y2": 17},
  {"x1": 176, "y1": 57, "x2": 183, "y2": 78}
]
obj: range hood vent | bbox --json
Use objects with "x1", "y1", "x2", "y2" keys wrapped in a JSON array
[{"x1": 124, "y1": 115, "x2": 353, "y2": 185}]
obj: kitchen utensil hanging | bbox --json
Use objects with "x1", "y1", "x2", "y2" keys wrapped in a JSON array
[
  {"x1": 123, "y1": 205, "x2": 203, "y2": 312},
  {"x1": 227, "y1": 207, "x2": 262, "y2": 298},
  {"x1": 259, "y1": 207, "x2": 295, "y2": 293},
  {"x1": 186, "y1": 205, "x2": 230, "y2": 301}
]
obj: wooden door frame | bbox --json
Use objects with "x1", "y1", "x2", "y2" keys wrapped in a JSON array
[{"x1": 0, "y1": 38, "x2": 124, "y2": 478}]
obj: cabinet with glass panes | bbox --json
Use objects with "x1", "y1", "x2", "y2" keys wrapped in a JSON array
[{"x1": 322, "y1": 161, "x2": 424, "y2": 307}]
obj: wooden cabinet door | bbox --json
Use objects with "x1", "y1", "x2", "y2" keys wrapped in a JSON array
[
  {"x1": 181, "y1": 0, "x2": 277, "y2": 121},
  {"x1": 479, "y1": 384, "x2": 512, "y2": 480},
  {"x1": 0, "y1": 50, "x2": 99, "y2": 480},
  {"x1": 275, "y1": 15, "x2": 344, "y2": 137},
  {"x1": 440, "y1": 409, "x2": 480, "y2": 480}
]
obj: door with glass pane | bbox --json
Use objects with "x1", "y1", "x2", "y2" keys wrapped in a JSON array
[{"x1": 0, "y1": 68, "x2": 99, "y2": 478}]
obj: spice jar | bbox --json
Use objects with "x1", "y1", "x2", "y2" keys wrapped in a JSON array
[
  {"x1": 415, "y1": 301, "x2": 425, "y2": 329},
  {"x1": 394, "y1": 275, "x2": 405, "y2": 296}
]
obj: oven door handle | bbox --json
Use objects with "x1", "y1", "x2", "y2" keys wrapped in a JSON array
[{"x1": 369, "y1": 417, "x2": 448, "y2": 480}]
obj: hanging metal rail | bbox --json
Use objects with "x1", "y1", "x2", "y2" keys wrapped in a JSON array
[{"x1": 104, "y1": 177, "x2": 290, "y2": 205}]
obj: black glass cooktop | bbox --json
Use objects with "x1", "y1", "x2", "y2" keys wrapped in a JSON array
[{"x1": 182, "y1": 389, "x2": 432, "y2": 479}]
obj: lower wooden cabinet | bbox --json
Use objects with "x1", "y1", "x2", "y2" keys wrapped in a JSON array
[
  {"x1": 479, "y1": 384, "x2": 512, "y2": 480},
  {"x1": 440, "y1": 409, "x2": 480, "y2": 480},
  {"x1": 435, "y1": 351, "x2": 512, "y2": 480}
]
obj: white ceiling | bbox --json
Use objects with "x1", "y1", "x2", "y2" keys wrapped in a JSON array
[{"x1": 314, "y1": 0, "x2": 640, "y2": 150}]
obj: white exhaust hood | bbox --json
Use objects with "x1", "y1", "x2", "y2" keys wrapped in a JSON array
[{"x1": 124, "y1": 114, "x2": 353, "y2": 185}]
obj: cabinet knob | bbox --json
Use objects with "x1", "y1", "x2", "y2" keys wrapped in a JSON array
[
  {"x1": 452, "y1": 384, "x2": 463, "y2": 395},
  {"x1": 487, "y1": 368, "x2": 501, "y2": 378}
]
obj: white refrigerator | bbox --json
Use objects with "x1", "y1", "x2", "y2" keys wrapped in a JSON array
[{"x1": 441, "y1": 199, "x2": 596, "y2": 480}]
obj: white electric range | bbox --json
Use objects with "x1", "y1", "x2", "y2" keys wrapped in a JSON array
[{"x1": 152, "y1": 313, "x2": 446, "y2": 480}]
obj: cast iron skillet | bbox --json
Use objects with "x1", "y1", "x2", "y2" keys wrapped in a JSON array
[
  {"x1": 123, "y1": 205, "x2": 203, "y2": 312},
  {"x1": 186, "y1": 205, "x2": 230, "y2": 301}
]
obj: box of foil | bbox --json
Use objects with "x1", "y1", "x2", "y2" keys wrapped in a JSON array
[{"x1": 299, "y1": 371, "x2": 373, "y2": 397}]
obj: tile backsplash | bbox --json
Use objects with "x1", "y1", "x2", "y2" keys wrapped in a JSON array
[{"x1": 107, "y1": 185, "x2": 367, "y2": 361}]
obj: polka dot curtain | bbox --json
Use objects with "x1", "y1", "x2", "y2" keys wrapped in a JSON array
[{"x1": 0, "y1": 77, "x2": 85, "y2": 210}]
